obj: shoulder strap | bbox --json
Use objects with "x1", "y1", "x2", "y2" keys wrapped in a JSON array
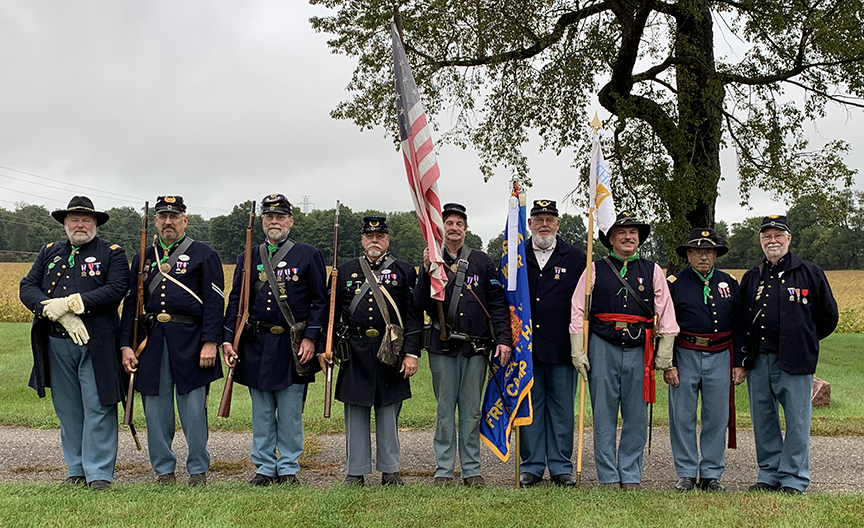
[
  {"x1": 446, "y1": 246, "x2": 472, "y2": 330},
  {"x1": 601, "y1": 256, "x2": 654, "y2": 318},
  {"x1": 348, "y1": 256, "x2": 395, "y2": 317},
  {"x1": 260, "y1": 244, "x2": 296, "y2": 326},
  {"x1": 147, "y1": 237, "x2": 195, "y2": 297},
  {"x1": 359, "y1": 258, "x2": 403, "y2": 327}
]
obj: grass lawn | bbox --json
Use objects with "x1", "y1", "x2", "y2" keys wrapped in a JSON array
[
  {"x1": 1, "y1": 322, "x2": 862, "y2": 436},
  {"x1": 0, "y1": 483, "x2": 863, "y2": 528}
]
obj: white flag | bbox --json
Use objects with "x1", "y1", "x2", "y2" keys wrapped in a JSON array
[{"x1": 589, "y1": 135, "x2": 616, "y2": 234}]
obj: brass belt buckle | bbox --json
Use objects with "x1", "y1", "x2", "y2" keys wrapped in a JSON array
[
  {"x1": 270, "y1": 326, "x2": 284, "y2": 335},
  {"x1": 156, "y1": 313, "x2": 171, "y2": 323},
  {"x1": 365, "y1": 328, "x2": 380, "y2": 338},
  {"x1": 695, "y1": 337, "x2": 710, "y2": 346},
  {"x1": 615, "y1": 321, "x2": 628, "y2": 329}
]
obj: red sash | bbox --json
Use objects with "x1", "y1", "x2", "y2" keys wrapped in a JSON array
[
  {"x1": 594, "y1": 313, "x2": 655, "y2": 404},
  {"x1": 677, "y1": 330, "x2": 737, "y2": 449}
]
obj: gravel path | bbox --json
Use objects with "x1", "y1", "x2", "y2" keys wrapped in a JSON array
[{"x1": 1, "y1": 425, "x2": 863, "y2": 492}]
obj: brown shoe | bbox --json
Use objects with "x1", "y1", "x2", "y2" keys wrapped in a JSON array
[
  {"x1": 433, "y1": 476, "x2": 454, "y2": 486},
  {"x1": 463, "y1": 475, "x2": 486, "y2": 487},
  {"x1": 155, "y1": 472, "x2": 176, "y2": 484},
  {"x1": 189, "y1": 473, "x2": 207, "y2": 486}
]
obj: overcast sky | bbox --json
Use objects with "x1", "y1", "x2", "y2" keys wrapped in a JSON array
[{"x1": 1, "y1": 1, "x2": 861, "y2": 245}]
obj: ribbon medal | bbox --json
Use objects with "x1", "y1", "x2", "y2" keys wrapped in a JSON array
[
  {"x1": 392, "y1": 273, "x2": 398, "y2": 286},
  {"x1": 637, "y1": 277, "x2": 645, "y2": 291},
  {"x1": 290, "y1": 267, "x2": 299, "y2": 282},
  {"x1": 788, "y1": 287, "x2": 796, "y2": 302},
  {"x1": 801, "y1": 289, "x2": 809, "y2": 305},
  {"x1": 175, "y1": 261, "x2": 188, "y2": 274},
  {"x1": 80, "y1": 264, "x2": 88, "y2": 278}
]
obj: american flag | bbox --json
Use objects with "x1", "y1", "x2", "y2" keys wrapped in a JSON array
[{"x1": 392, "y1": 22, "x2": 447, "y2": 300}]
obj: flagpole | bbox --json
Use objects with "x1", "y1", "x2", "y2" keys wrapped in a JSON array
[{"x1": 576, "y1": 114, "x2": 602, "y2": 489}]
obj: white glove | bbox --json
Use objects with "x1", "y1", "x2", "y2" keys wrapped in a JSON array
[
  {"x1": 40, "y1": 297, "x2": 70, "y2": 321},
  {"x1": 570, "y1": 333, "x2": 590, "y2": 381},
  {"x1": 57, "y1": 313, "x2": 90, "y2": 346},
  {"x1": 655, "y1": 334, "x2": 675, "y2": 370},
  {"x1": 67, "y1": 293, "x2": 85, "y2": 314}
]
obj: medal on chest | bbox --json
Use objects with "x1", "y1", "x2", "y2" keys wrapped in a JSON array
[
  {"x1": 717, "y1": 281, "x2": 730, "y2": 298},
  {"x1": 637, "y1": 277, "x2": 645, "y2": 291}
]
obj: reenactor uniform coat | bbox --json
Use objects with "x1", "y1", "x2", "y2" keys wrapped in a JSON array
[
  {"x1": 223, "y1": 239, "x2": 328, "y2": 389},
  {"x1": 332, "y1": 255, "x2": 421, "y2": 407},
  {"x1": 21, "y1": 237, "x2": 129, "y2": 406}
]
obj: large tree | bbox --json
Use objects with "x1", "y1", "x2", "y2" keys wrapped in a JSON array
[{"x1": 310, "y1": 0, "x2": 862, "y2": 266}]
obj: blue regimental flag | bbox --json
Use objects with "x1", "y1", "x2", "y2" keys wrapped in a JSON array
[{"x1": 479, "y1": 188, "x2": 534, "y2": 461}]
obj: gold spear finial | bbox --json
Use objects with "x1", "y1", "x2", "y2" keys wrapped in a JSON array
[{"x1": 590, "y1": 112, "x2": 602, "y2": 135}]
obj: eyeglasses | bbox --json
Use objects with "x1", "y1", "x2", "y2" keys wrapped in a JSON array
[
  {"x1": 687, "y1": 249, "x2": 714, "y2": 257},
  {"x1": 530, "y1": 217, "x2": 559, "y2": 225},
  {"x1": 760, "y1": 234, "x2": 789, "y2": 241}
]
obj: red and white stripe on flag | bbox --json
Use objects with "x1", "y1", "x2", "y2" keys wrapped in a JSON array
[{"x1": 393, "y1": 22, "x2": 447, "y2": 300}]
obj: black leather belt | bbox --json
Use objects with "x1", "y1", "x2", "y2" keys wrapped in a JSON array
[
  {"x1": 246, "y1": 320, "x2": 287, "y2": 335},
  {"x1": 678, "y1": 334, "x2": 731, "y2": 348},
  {"x1": 147, "y1": 313, "x2": 201, "y2": 325},
  {"x1": 49, "y1": 323, "x2": 71, "y2": 338},
  {"x1": 592, "y1": 318, "x2": 652, "y2": 329},
  {"x1": 344, "y1": 326, "x2": 385, "y2": 338}
]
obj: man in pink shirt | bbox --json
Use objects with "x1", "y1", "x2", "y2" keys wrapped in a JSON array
[{"x1": 569, "y1": 212, "x2": 679, "y2": 489}]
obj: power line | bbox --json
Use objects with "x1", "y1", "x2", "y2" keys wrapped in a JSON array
[
  {"x1": 0, "y1": 185, "x2": 68, "y2": 204},
  {"x1": 0, "y1": 164, "x2": 236, "y2": 213}
]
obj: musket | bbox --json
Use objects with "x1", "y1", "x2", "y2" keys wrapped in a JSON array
[
  {"x1": 122, "y1": 201, "x2": 148, "y2": 451},
  {"x1": 323, "y1": 201, "x2": 340, "y2": 418},
  {"x1": 218, "y1": 201, "x2": 256, "y2": 418}
]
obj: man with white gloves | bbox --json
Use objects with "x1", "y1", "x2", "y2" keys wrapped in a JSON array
[
  {"x1": 569, "y1": 212, "x2": 678, "y2": 490},
  {"x1": 20, "y1": 196, "x2": 129, "y2": 490}
]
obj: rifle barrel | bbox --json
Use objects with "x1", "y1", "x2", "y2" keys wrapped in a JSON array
[{"x1": 123, "y1": 201, "x2": 148, "y2": 430}]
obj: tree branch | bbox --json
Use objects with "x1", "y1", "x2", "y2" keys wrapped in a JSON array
[
  {"x1": 720, "y1": 54, "x2": 864, "y2": 85},
  {"x1": 406, "y1": 3, "x2": 610, "y2": 67}
]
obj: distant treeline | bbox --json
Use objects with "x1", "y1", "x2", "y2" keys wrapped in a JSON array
[{"x1": 2, "y1": 191, "x2": 863, "y2": 270}]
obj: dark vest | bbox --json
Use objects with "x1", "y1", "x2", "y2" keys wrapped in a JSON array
[{"x1": 590, "y1": 257, "x2": 655, "y2": 347}]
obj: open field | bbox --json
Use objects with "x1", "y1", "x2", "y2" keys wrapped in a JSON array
[
  {"x1": 3, "y1": 263, "x2": 863, "y2": 330},
  {"x1": 1, "y1": 483, "x2": 863, "y2": 528},
  {"x1": 2, "y1": 323, "x2": 863, "y2": 435}
]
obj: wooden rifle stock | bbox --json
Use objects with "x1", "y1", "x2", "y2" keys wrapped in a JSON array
[
  {"x1": 323, "y1": 201, "x2": 340, "y2": 418},
  {"x1": 122, "y1": 202, "x2": 148, "y2": 450},
  {"x1": 218, "y1": 201, "x2": 256, "y2": 418}
]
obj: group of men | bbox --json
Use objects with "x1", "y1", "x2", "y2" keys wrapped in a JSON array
[{"x1": 20, "y1": 194, "x2": 837, "y2": 493}]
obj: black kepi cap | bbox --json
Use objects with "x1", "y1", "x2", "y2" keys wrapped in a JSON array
[
  {"x1": 530, "y1": 200, "x2": 559, "y2": 217},
  {"x1": 261, "y1": 193, "x2": 293, "y2": 215},
  {"x1": 599, "y1": 211, "x2": 651, "y2": 249},
  {"x1": 362, "y1": 216, "x2": 389, "y2": 234},
  {"x1": 676, "y1": 228, "x2": 729, "y2": 259},
  {"x1": 154, "y1": 196, "x2": 187, "y2": 214},
  {"x1": 442, "y1": 203, "x2": 467, "y2": 221},
  {"x1": 760, "y1": 215, "x2": 790, "y2": 233},
  {"x1": 51, "y1": 196, "x2": 109, "y2": 226}
]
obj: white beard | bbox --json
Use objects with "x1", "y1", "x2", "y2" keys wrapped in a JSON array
[{"x1": 533, "y1": 234, "x2": 555, "y2": 250}]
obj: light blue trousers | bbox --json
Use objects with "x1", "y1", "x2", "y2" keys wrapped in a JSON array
[
  {"x1": 429, "y1": 353, "x2": 487, "y2": 479},
  {"x1": 519, "y1": 361, "x2": 577, "y2": 478},
  {"x1": 249, "y1": 384, "x2": 305, "y2": 477},
  {"x1": 344, "y1": 402, "x2": 402, "y2": 476},
  {"x1": 587, "y1": 334, "x2": 648, "y2": 485},
  {"x1": 668, "y1": 346, "x2": 730, "y2": 480},
  {"x1": 141, "y1": 341, "x2": 210, "y2": 476},
  {"x1": 48, "y1": 337, "x2": 118, "y2": 483},
  {"x1": 747, "y1": 353, "x2": 813, "y2": 491}
]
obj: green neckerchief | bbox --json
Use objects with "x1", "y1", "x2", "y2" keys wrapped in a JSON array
[
  {"x1": 691, "y1": 266, "x2": 715, "y2": 304},
  {"x1": 155, "y1": 233, "x2": 186, "y2": 266},
  {"x1": 608, "y1": 250, "x2": 640, "y2": 278},
  {"x1": 68, "y1": 245, "x2": 81, "y2": 266},
  {"x1": 258, "y1": 239, "x2": 284, "y2": 272}
]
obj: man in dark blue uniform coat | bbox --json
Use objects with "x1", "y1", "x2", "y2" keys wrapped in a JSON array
[
  {"x1": 120, "y1": 195, "x2": 223, "y2": 486},
  {"x1": 324, "y1": 216, "x2": 421, "y2": 486},
  {"x1": 415, "y1": 202, "x2": 512, "y2": 487},
  {"x1": 735, "y1": 215, "x2": 838, "y2": 494},
  {"x1": 666, "y1": 228, "x2": 741, "y2": 492},
  {"x1": 223, "y1": 193, "x2": 327, "y2": 486},
  {"x1": 20, "y1": 196, "x2": 128, "y2": 490},
  {"x1": 518, "y1": 200, "x2": 586, "y2": 487}
]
